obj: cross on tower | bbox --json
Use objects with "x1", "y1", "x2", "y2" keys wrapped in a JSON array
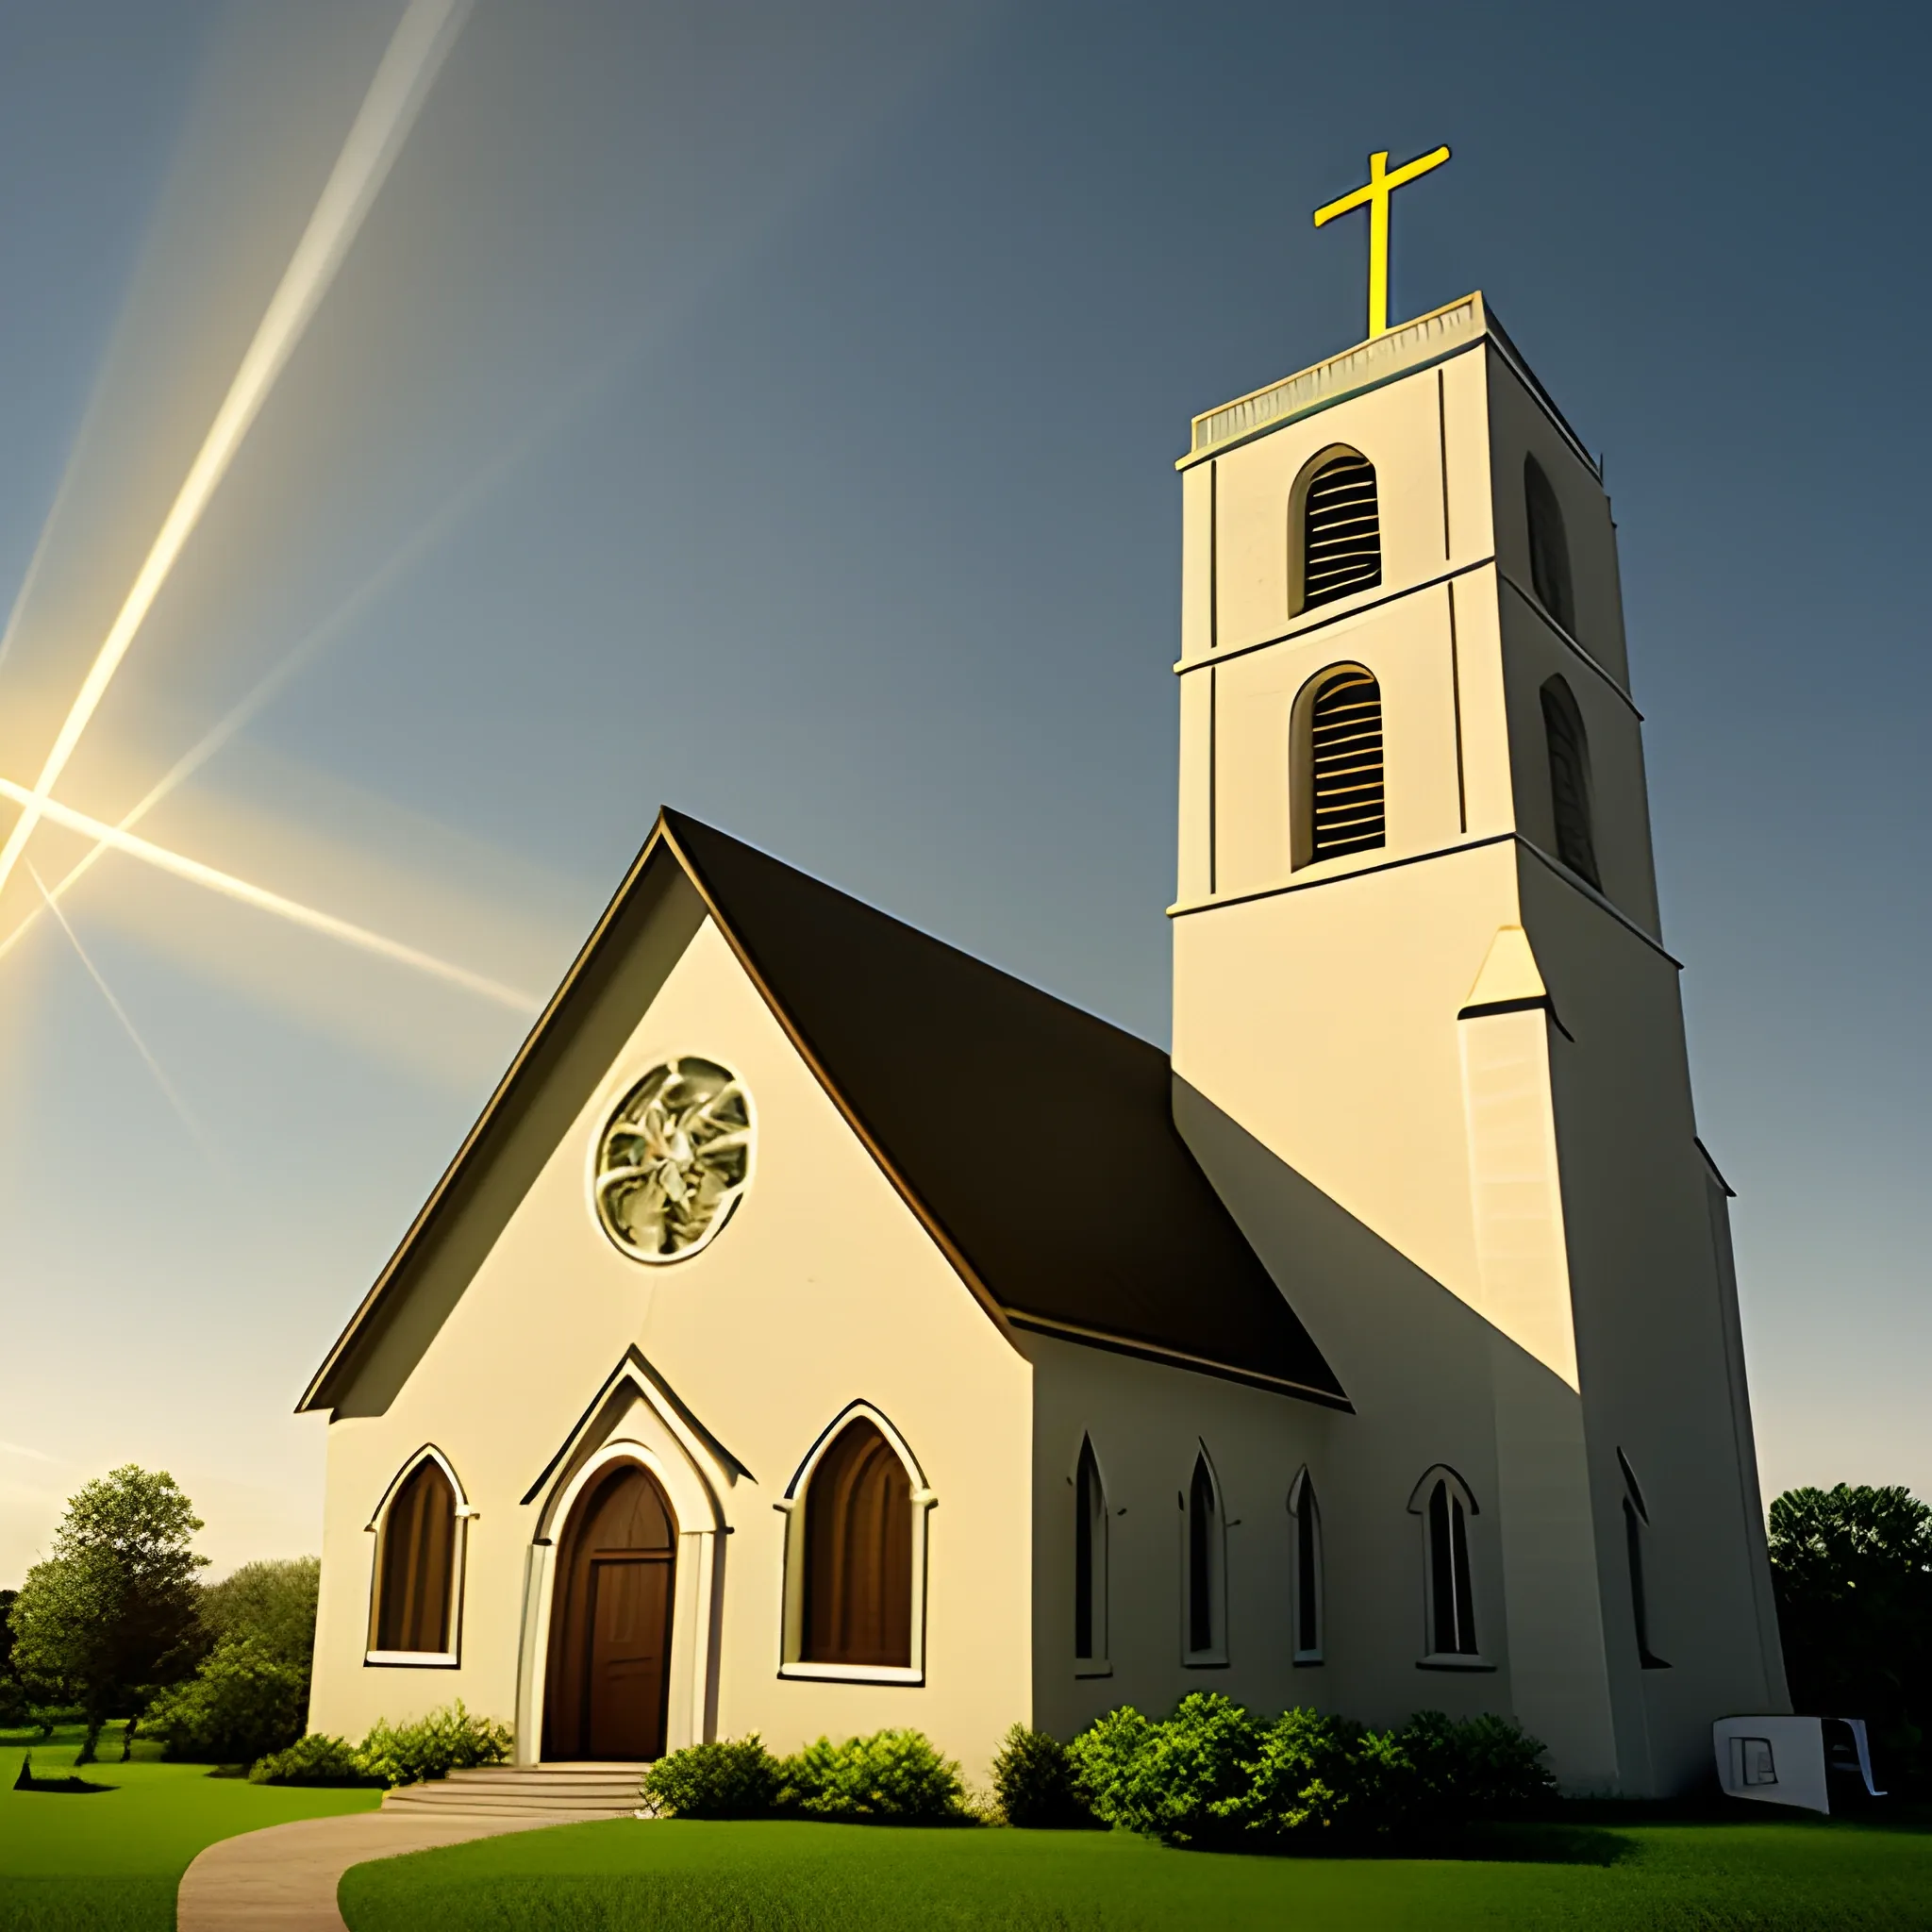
[{"x1": 1313, "y1": 144, "x2": 1451, "y2": 341}]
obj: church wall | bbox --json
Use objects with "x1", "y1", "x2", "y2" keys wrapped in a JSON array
[
  {"x1": 1023, "y1": 1332, "x2": 1333, "y2": 1739},
  {"x1": 1519, "y1": 851, "x2": 1790, "y2": 1786},
  {"x1": 1170, "y1": 1084, "x2": 1557, "y2": 1740},
  {"x1": 309, "y1": 910, "x2": 1034, "y2": 1788}
]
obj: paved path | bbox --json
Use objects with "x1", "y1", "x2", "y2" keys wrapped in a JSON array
[{"x1": 176, "y1": 1809, "x2": 590, "y2": 1931}]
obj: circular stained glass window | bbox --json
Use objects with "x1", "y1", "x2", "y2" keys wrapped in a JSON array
[{"x1": 593, "y1": 1058, "x2": 753, "y2": 1263}]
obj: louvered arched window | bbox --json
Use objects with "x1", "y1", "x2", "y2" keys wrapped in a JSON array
[
  {"x1": 1301, "y1": 666, "x2": 1386, "y2": 863},
  {"x1": 1288, "y1": 1468, "x2": 1324, "y2": 1665},
  {"x1": 1619, "y1": 1449, "x2": 1669, "y2": 1670},
  {"x1": 1524, "y1": 455, "x2": 1575, "y2": 636},
  {"x1": 800, "y1": 1418, "x2": 914, "y2": 1669},
  {"x1": 1541, "y1": 676, "x2": 1600, "y2": 889},
  {"x1": 1295, "y1": 450, "x2": 1381, "y2": 613}
]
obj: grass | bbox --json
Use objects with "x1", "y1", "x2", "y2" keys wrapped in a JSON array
[
  {"x1": 338, "y1": 1809, "x2": 1932, "y2": 1932},
  {"x1": 0, "y1": 1723, "x2": 380, "y2": 1932}
]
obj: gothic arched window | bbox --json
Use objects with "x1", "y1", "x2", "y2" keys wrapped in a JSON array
[
  {"x1": 1524, "y1": 455, "x2": 1575, "y2": 637},
  {"x1": 1300, "y1": 665, "x2": 1386, "y2": 863},
  {"x1": 1184, "y1": 1450, "x2": 1227, "y2": 1664},
  {"x1": 1295, "y1": 449, "x2": 1382, "y2": 613},
  {"x1": 369, "y1": 1451, "x2": 464, "y2": 1661},
  {"x1": 1074, "y1": 1437, "x2": 1108, "y2": 1667},
  {"x1": 1409, "y1": 1467, "x2": 1480, "y2": 1661},
  {"x1": 1619, "y1": 1449, "x2": 1670, "y2": 1670},
  {"x1": 1288, "y1": 1468, "x2": 1324, "y2": 1664},
  {"x1": 799, "y1": 1417, "x2": 915, "y2": 1670},
  {"x1": 1541, "y1": 675, "x2": 1600, "y2": 889}
]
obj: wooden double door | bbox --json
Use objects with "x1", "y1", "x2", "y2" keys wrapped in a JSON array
[{"x1": 544, "y1": 1461, "x2": 676, "y2": 1761}]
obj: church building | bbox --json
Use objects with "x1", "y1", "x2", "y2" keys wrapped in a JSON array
[{"x1": 302, "y1": 292, "x2": 1789, "y2": 1795}]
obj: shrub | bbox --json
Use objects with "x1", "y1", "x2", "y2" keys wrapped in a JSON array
[
  {"x1": 643, "y1": 1737, "x2": 784, "y2": 1819},
  {"x1": 356, "y1": 1701, "x2": 512, "y2": 1789},
  {"x1": 778, "y1": 1728, "x2": 966, "y2": 1824},
  {"x1": 991, "y1": 1723, "x2": 1093, "y2": 1827},
  {"x1": 142, "y1": 1638, "x2": 308, "y2": 1766},
  {"x1": 1385, "y1": 1709, "x2": 1556, "y2": 1826},
  {"x1": 1219, "y1": 1706, "x2": 1373, "y2": 1841},
  {"x1": 1067, "y1": 1698, "x2": 1553, "y2": 1849},
  {"x1": 249, "y1": 1733, "x2": 379, "y2": 1787},
  {"x1": 1071, "y1": 1693, "x2": 1259, "y2": 1845}
]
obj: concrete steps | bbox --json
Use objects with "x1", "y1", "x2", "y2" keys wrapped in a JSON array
[{"x1": 380, "y1": 1761, "x2": 647, "y2": 1821}]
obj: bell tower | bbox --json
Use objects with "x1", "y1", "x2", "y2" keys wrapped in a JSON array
[{"x1": 1169, "y1": 294, "x2": 1789, "y2": 1790}]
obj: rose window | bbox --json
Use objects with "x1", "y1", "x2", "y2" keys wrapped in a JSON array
[{"x1": 593, "y1": 1058, "x2": 753, "y2": 1263}]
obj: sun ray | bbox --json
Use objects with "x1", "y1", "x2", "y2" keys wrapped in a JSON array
[
  {"x1": 27, "y1": 859, "x2": 224, "y2": 1171},
  {"x1": 0, "y1": 778, "x2": 537, "y2": 1015},
  {"x1": 0, "y1": 0, "x2": 472, "y2": 912}
]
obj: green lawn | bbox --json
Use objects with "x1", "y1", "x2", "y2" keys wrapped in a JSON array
[
  {"x1": 0, "y1": 1724, "x2": 380, "y2": 1932},
  {"x1": 339, "y1": 1810, "x2": 1932, "y2": 1932}
]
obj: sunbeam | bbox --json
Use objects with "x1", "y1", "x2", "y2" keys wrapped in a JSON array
[
  {"x1": 0, "y1": 776, "x2": 537, "y2": 1014},
  {"x1": 27, "y1": 858, "x2": 223, "y2": 1170},
  {"x1": 0, "y1": 0, "x2": 471, "y2": 913}
]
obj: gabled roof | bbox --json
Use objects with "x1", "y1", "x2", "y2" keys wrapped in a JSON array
[{"x1": 300, "y1": 811, "x2": 1347, "y2": 1415}]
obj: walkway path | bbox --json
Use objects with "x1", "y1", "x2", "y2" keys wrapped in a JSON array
[{"x1": 175, "y1": 1809, "x2": 585, "y2": 1931}]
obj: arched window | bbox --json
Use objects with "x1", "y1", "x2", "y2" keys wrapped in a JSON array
[
  {"x1": 369, "y1": 1452, "x2": 464, "y2": 1662},
  {"x1": 1184, "y1": 1450, "x2": 1226, "y2": 1664},
  {"x1": 1408, "y1": 1467, "x2": 1480, "y2": 1661},
  {"x1": 799, "y1": 1416, "x2": 915, "y2": 1671},
  {"x1": 1288, "y1": 1468, "x2": 1324, "y2": 1664},
  {"x1": 1619, "y1": 1449, "x2": 1670, "y2": 1670},
  {"x1": 1524, "y1": 455, "x2": 1575, "y2": 636},
  {"x1": 1540, "y1": 675, "x2": 1600, "y2": 889},
  {"x1": 1295, "y1": 449, "x2": 1382, "y2": 613},
  {"x1": 1299, "y1": 666, "x2": 1386, "y2": 863},
  {"x1": 1074, "y1": 1437, "x2": 1108, "y2": 1669}
]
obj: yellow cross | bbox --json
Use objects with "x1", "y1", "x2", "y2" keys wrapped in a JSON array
[{"x1": 1313, "y1": 145, "x2": 1452, "y2": 341}]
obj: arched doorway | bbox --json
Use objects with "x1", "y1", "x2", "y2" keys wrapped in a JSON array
[{"x1": 543, "y1": 1460, "x2": 677, "y2": 1760}]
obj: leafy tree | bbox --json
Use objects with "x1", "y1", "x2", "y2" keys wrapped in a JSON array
[
  {"x1": 0, "y1": 1589, "x2": 26, "y2": 1729},
  {"x1": 8, "y1": 1466, "x2": 208, "y2": 1763},
  {"x1": 1769, "y1": 1483, "x2": 1932, "y2": 1791},
  {"x1": 200, "y1": 1557, "x2": 319, "y2": 1675}
]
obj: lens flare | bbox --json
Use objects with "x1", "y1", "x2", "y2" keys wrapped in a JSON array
[
  {"x1": 0, "y1": 776, "x2": 536, "y2": 1014},
  {"x1": 0, "y1": 0, "x2": 471, "y2": 913}
]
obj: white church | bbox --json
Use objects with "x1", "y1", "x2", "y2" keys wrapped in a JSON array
[{"x1": 302, "y1": 291, "x2": 1790, "y2": 1795}]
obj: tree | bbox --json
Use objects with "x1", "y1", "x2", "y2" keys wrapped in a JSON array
[
  {"x1": 143, "y1": 1556, "x2": 322, "y2": 1766},
  {"x1": 8, "y1": 1466, "x2": 208, "y2": 1763},
  {"x1": 0, "y1": 1589, "x2": 27, "y2": 1729},
  {"x1": 1769, "y1": 1484, "x2": 1932, "y2": 1791}
]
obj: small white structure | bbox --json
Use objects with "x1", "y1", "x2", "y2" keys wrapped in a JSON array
[
  {"x1": 303, "y1": 295, "x2": 1789, "y2": 1794},
  {"x1": 1714, "y1": 1716, "x2": 1884, "y2": 1815}
]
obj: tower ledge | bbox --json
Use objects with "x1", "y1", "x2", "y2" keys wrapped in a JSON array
[{"x1": 1179, "y1": 291, "x2": 1596, "y2": 481}]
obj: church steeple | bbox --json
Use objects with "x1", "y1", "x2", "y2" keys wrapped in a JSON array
[{"x1": 1169, "y1": 293, "x2": 1788, "y2": 1792}]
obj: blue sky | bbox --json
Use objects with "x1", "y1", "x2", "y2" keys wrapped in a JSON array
[{"x1": 0, "y1": 0, "x2": 1925, "y2": 1578}]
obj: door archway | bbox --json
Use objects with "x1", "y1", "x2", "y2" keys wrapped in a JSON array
[{"x1": 543, "y1": 1459, "x2": 677, "y2": 1760}]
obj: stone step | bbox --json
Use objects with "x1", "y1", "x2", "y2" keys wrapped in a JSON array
[{"x1": 381, "y1": 1762, "x2": 647, "y2": 1820}]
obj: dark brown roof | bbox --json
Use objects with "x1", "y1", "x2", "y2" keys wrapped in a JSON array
[
  {"x1": 664, "y1": 812, "x2": 1345, "y2": 1407},
  {"x1": 300, "y1": 811, "x2": 1346, "y2": 1413}
]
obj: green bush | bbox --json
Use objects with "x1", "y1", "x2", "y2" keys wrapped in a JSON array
[
  {"x1": 357, "y1": 1700, "x2": 512, "y2": 1788},
  {"x1": 249, "y1": 1732, "x2": 380, "y2": 1786},
  {"x1": 778, "y1": 1728, "x2": 967, "y2": 1824},
  {"x1": 1068, "y1": 1696, "x2": 1552, "y2": 1848},
  {"x1": 142, "y1": 1637, "x2": 308, "y2": 1765},
  {"x1": 643, "y1": 1736, "x2": 785, "y2": 1818},
  {"x1": 200, "y1": 1557, "x2": 320, "y2": 1674},
  {"x1": 991, "y1": 1723, "x2": 1094, "y2": 1827}
]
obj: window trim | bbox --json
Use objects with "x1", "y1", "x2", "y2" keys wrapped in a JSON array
[
  {"x1": 1407, "y1": 1465, "x2": 1490, "y2": 1670},
  {"x1": 363, "y1": 1444, "x2": 475, "y2": 1669},
  {"x1": 775, "y1": 1402, "x2": 934, "y2": 1687},
  {"x1": 1180, "y1": 1446, "x2": 1229, "y2": 1668},
  {"x1": 1073, "y1": 1435, "x2": 1112, "y2": 1677},
  {"x1": 1287, "y1": 1466, "x2": 1324, "y2": 1666}
]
